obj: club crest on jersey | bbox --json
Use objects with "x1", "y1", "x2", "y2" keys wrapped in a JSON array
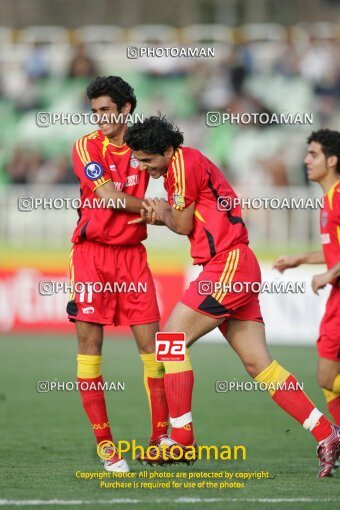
[
  {"x1": 129, "y1": 156, "x2": 139, "y2": 169},
  {"x1": 173, "y1": 193, "x2": 185, "y2": 207},
  {"x1": 84, "y1": 162, "x2": 103, "y2": 180},
  {"x1": 321, "y1": 211, "x2": 328, "y2": 227}
]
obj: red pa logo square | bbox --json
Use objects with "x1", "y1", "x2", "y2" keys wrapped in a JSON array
[{"x1": 155, "y1": 332, "x2": 186, "y2": 362}]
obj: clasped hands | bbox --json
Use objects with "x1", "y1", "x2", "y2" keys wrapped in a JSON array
[{"x1": 128, "y1": 198, "x2": 170, "y2": 225}]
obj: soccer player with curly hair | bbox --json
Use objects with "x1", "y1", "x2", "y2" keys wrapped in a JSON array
[{"x1": 125, "y1": 117, "x2": 340, "y2": 477}]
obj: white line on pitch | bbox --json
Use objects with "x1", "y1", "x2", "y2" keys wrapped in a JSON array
[{"x1": 1, "y1": 497, "x2": 340, "y2": 505}]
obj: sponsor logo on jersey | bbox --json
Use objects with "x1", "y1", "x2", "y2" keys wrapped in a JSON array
[
  {"x1": 321, "y1": 210, "x2": 328, "y2": 227},
  {"x1": 84, "y1": 162, "x2": 103, "y2": 180},
  {"x1": 109, "y1": 163, "x2": 117, "y2": 172},
  {"x1": 173, "y1": 193, "x2": 185, "y2": 207},
  {"x1": 321, "y1": 233, "x2": 330, "y2": 244},
  {"x1": 82, "y1": 306, "x2": 95, "y2": 314},
  {"x1": 129, "y1": 156, "x2": 139, "y2": 169},
  {"x1": 125, "y1": 174, "x2": 139, "y2": 187},
  {"x1": 113, "y1": 175, "x2": 139, "y2": 189}
]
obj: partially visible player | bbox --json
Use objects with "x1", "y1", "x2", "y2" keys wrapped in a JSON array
[
  {"x1": 274, "y1": 129, "x2": 340, "y2": 426},
  {"x1": 68, "y1": 78, "x2": 169, "y2": 472},
  {"x1": 125, "y1": 116, "x2": 340, "y2": 477}
]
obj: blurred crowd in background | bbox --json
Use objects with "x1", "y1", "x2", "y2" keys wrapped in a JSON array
[{"x1": 0, "y1": 22, "x2": 339, "y2": 189}]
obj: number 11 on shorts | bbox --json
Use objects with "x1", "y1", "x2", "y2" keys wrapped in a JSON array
[{"x1": 155, "y1": 332, "x2": 186, "y2": 362}]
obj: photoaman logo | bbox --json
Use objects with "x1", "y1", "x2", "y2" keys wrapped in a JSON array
[{"x1": 96, "y1": 439, "x2": 247, "y2": 462}]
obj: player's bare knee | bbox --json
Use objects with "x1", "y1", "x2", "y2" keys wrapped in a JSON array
[
  {"x1": 76, "y1": 321, "x2": 103, "y2": 355},
  {"x1": 317, "y1": 358, "x2": 339, "y2": 390},
  {"x1": 78, "y1": 340, "x2": 102, "y2": 355},
  {"x1": 131, "y1": 322, "x2": 158, "y2": 354},
  {"x1": 137, "y1": 343, "x2": 155, "y2": 355},
  {"x1": 244, "y1": 357, "x2": 273, "y2": 379},
  {"x1": 132, "y1": 330, "x2": 156, "y2": 354},
  {"x1": 317, "y1": 370, "x2": 333, "y2": 391},
  {"x1": 77, "y1": 336, "x2": 102, "y2": 355}
]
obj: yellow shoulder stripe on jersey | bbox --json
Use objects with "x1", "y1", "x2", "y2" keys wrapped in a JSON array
[
  {"x1": 172, "y1": 148, "x2": 186, "y2": 209},
  {"x1": 337, "y1": 225, "x2": 340, "y2": 245},
  {"x1": 88, "y1": 131, "x2": 99, "y2": 139},
  {"x1": 327, "y1": 179, "x2": 340, "y2": 210},
  {"x1": 76, "y1": 135, "x2": 92, "y2": 166},
  {"x1": 194, "y1": 209, "x2": 206, "y2": 222},
  {"x1": 172, "y1": 151, "x2": 180, "y2": 201},
  {"x1": 173, "y1": 148, "x2": 185, "y2": 195},
  {"x1": 93, "y1": 178, "x2": 112, "y2": 191},
  {"x1": 213, "y1": 249, "x2": 240, "y2": 303},
  {"x1": 173, "y1": 150, "x2": 182, "y2": 195},
  {"x1": 179, "y1": 148, "x2": 186, "y2": 198},
  {"x1": 171, "y1": 149, "x2": 180, "y2": 163},
  {"x1": 75, "y1": 138, "x2": 86, "y2": 166}
]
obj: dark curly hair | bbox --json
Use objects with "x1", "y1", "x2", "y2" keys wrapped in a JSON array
[
  {"x1": 124, "y1": 115, "x2": 184, "y2": 155},
  {"x1": 87, "y1": 76, "x2": 137, "y2": 113},
  {"x1": 307, "y1": 129, "x2": 340, "y2": 173}
]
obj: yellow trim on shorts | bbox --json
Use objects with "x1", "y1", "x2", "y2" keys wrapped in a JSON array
[{"x1": 212, "y1": 249, "x2": 240, "y2": 303}]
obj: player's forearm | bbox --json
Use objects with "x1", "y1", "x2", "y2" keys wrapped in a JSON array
[
  {"x1": 158, "y1": 208, "x2": 192, "y2": 235},
  {"x1": 114, "y1": 191, "x2": 146, "y2": 214},
  {"x1": 299, "y1": 251, "x2": 325, "y2": 265},
  {"x1": 327, "y1": 261, "x2": 340, "y2": 280},
  {"x1": 96, "y1": 184, "x2": 145, "y2": 214}
]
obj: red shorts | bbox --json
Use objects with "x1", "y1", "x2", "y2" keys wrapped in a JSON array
[
  {"x1": 181, "y1": 244, "x2": 263, "y2": 337},
  {"x1": 67, "y1": 241, "x2": 160, "y2": 326},
  {"x1": 317, "y1": 285, "x2": 340, "y2": 361}
]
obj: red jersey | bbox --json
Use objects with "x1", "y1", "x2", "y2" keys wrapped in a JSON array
[
  {"x1": 71, "y1": 129, "x2": 148, "y2": 246},
  {"x1": 320, "y1": 180, "x2": 340, "y2": 284},
  {"x1": 164, "y1": 147, "x2": 249, "y2": 265}
]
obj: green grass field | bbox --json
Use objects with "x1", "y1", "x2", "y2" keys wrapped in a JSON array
[{"x1": 0, "y1": 337, "x2": 339, "y2": 510}]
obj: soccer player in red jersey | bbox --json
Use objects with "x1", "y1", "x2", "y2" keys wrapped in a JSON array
[
  {"x1": 125, "y1": 117, "x2": 340, "y2": 477},
  {"x1": 68, "y1": 78, "x2": 168, "y2": 472},
  {"x1": 274, "y1": 130, "x2": 340, "y2": 428}
]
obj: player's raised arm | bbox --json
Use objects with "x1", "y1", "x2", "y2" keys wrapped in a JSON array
[
  {"x1": 273, "y1": 250, "x2": 325, "y2": 273},
  {"x1": 298, "y1": 251, "x2": 326, "y2": 264},
  {"x1": 328, "y1": 261, "x2": 340, "y2": 280}
]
